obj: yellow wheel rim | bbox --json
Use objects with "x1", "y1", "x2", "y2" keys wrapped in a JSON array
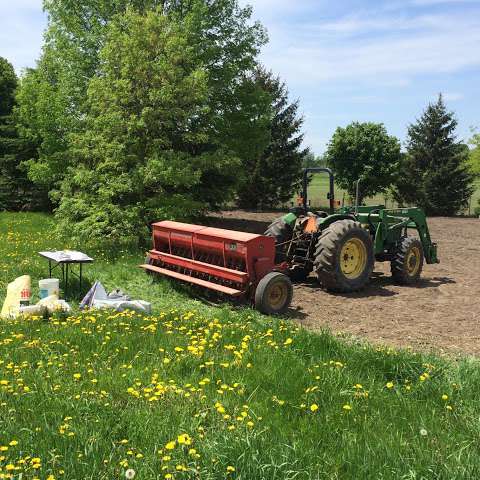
[
  {"x1": 267, "y1": 282, "x2": 288, "y2": 309},
  {"x1": 406, "y1": 246, "x2": 421, "y2": 277},
  {"x1": 340, "y1": 238, "x2": 367, "y2": 279}
]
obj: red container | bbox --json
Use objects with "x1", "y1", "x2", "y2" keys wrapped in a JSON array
[{"x1": 145, "y1": 221, "x2": 276, "y2": 297}]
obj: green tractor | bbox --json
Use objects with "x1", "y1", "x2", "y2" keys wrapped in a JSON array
[{"x1": 266, "y1": 168, "x2": 439, "y2": 292}]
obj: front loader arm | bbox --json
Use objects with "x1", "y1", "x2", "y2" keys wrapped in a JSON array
[{"x1": 379, "y1": 208, "x2": 439, "y2": 264}]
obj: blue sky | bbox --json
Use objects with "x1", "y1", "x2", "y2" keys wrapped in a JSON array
[{"x1": 1, "y1": 0, "x2": 479, "y2": 154}]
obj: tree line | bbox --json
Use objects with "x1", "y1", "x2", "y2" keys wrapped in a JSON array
[{"x1": 0, "y1": 0, "x2": 478, "y2": 247}]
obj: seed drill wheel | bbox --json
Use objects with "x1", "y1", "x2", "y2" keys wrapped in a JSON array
[
  {"x1": 314, "y1": 219, "x2": 374, "y2": 292},
  {"x1": 255, "y1": 272, "x2": 293, "y2": 315},
  {"x1": 391, "y1": 237, "x2": 424, "y2": 285}
]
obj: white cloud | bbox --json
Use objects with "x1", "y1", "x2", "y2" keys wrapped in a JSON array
[
  {"x1": 260, "y1": 11, "x2": 480, "y2": 87},
  {"x1": 442, "y1": 92, "x2": 465, "y2": 101}
]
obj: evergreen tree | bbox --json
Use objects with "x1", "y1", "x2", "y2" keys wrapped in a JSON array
[
  {"x1": 395, "y1": 95, "x2": 474, "y2": 215},
  {"x1": 236, "y1": 68, "x2": 308, "y2": 209},
  {"x1": 0, "y1": 59, "x2": 49, "y2": 211},
  {"x1": 55, "y1": 8, "x2": 240, "y2": 247},
  {"x1": 17, "y1": 0, "x2": 267, "y2": 196}
]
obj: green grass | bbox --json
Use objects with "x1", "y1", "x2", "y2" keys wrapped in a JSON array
[
  {"x1": 1, "y1": 212, "x2": 480, "y2": 479},
  {"x1": 302, "y1": 175, "x2": 480, "y2": 214}
]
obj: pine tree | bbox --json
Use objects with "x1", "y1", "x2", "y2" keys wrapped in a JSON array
[
  {"x1": 395, "y1": 94, "x2": 474, "y2": 215},
  {"x1": 0, "y1": 59, "x2": 49, "y2": 212},
  {"x1": 236, "y1": 68, "x2": 308, "y2": 209}
]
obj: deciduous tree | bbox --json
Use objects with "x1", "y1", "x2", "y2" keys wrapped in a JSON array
[{"x1": 326, "y1": 122, "x2": 401, "y2": 204}]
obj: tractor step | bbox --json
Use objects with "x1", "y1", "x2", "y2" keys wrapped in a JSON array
[{"x1": 140, "y1": 264, "x2": 244, "y2": 297}]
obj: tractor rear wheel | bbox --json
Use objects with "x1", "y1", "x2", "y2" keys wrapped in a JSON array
[
  {"x1": 314, "y1": 220, "x2": 374, "y2": 292},
  {"x1": 265, "y1": 217, "x2": 293, "y2": 263},
  {"x1": 391, "y1": 237, "x2": 424, "y2": 285},
  {"x1": 255, "y1": 272, "x2": 293, "y2": 315}
]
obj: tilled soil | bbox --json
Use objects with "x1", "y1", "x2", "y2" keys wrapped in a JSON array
[{"x1": 207, "y1": 211, "x2": 480, "y2": 356}]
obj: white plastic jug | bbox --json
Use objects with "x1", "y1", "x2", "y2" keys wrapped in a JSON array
[{"x1": 39, "y1": 278, "x2": 60, "y2": 299}]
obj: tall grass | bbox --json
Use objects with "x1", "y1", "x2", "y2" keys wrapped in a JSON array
[{"x1": 1, "y1": 212, "x2": 480, "y2": 479}]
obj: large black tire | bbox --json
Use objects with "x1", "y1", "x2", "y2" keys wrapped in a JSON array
[
  {"x1": 314, "y1": 220, "x2": 374, "y2": 292},
  {"x1": 391, "y1": 237, "x2": 424, "y2": 285},
  {"x1": 255, "y1": 272, "x2": 293, "y2": 315},
  {"x1": 264, "y1": 217, "x2": 293, "y2": 263}
]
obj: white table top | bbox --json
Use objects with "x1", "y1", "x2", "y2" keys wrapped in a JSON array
[{"x1": 38, "y1": 250, "x2": 94, "y2": 263}]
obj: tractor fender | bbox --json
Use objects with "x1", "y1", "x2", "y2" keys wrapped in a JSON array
[{"x1": 318, "y1": 214, "x2": 356, "y2": 229}]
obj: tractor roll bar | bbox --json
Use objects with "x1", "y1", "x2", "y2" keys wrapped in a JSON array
[{"x1": 302, "y1": 167, "x2": 335, "y2": 214}]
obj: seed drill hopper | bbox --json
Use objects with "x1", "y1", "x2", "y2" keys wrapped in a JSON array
[{"x1": 140, "y1": 221, "x2": 293, "y2": 314}]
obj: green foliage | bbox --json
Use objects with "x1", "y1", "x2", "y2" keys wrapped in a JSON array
[
  {"x1": 325, "y1": 122, "x2": 401, "y2": 203},
  {"x1": 0, "y1": 59, "x2": 49, "y2": 211},
  {"x1": 303, "y1": 151, "x2": 326, "y2": 169},
  {"x1": 394, "y1": 95, "x2": 474, "y2": 216},
  {"x1": 468, "y1": 130, "x2": 480, "y2": 177},
  {"x1": 54, "y1": 8, "x2": 241, "y2": 247},
  {"x1": 3, "y1": 212, "x2": 480, "y2": 479},
  {"x1": 236, "y1": 68, "x2": 308, "y2": 209},
  {"x1": 18, "y1": 0, "x2": 266, "y2": 197}
]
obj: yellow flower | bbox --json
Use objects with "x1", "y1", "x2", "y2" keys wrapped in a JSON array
[
  {"x1": 354, "y1": 384, "x2": 363, "y2": 389},
  {"x1": 47, "y1": 475, "x2": 55, "y2": 480},
  {"x1": 73, "y1": 373, "x2": 81, "y2": 380},
  {"x1": 386, "y1": 382, "x2": 394, "y2": 389},
  {"x1": 177, "y1": 433, "x2": 192, "y2": 445},
  {"x1": 226, "y1": 466, "x2": 236, "y2": 472},
  {"x1": 165, "y1": 441, "x2": 176, "y2": 450},
  {"x1": 8, "y1": 440, "x2": 18, "y2": 446},
  {"x1": 446, "y1": 405, "x2": 453, "y2": 411},
  {"x1": 119, "y1": 439, "x2": 128, "y2": 444},
  {"x1": 342, "y1": 404, "x2": 352, "y2": 411},
  {"x1": 284, "y1": 338, "x2": 293, "y2": 345},
  {"x1": 310, "y1": 404, "x2": 319, "y2": 412},
  {"x1": 5, "y1": 464, "x2": 15, "y2": 471},
  {"x1": 441, "y1": 394, "x2": 448, "y2": 401},
  {"x1": 165, "y1": 475, "x2": 173, "y2": 479}
]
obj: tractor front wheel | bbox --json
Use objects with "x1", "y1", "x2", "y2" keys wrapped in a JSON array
[
  {"x1": 255, "y1": 272, "x2": 293, "y2": 315},
  {"x1": 314, "y1": 220, "x2": 374, "y2": 292},
  {"x1": 391, "y1": 237, "x2": 424, "y2": 285}
]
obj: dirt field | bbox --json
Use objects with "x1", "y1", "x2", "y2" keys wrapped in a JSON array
[{"x1": 207, "y1": 211, "x2": 480, "y2": 356}]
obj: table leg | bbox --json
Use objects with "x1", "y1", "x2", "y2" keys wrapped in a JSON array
[
  {"x1": 49, "y1": 260, "x2": 52, "y2": 278},
  {"x1": 65, "y1": 264, "x2": 69, "y2": 300},
  {"x1": 80, "y1": 263, "x2": 83, "y2": 292}
]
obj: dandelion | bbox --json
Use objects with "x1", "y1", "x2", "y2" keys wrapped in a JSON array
[
  {"x1": 125, "y1": 469, "x2": 136, "y2": 479},
  {"x1": 177, "y1": 433, "x2": 192, "y2": 445},
  {"x1": 284, "y1": 338, "x2": 293, "y2": 345},
  {"x1": 226, "y1": 466, "x2": 236, "y2": 472},
  {"x1": 386, "y1": 382, "x2": 394, "y2": 389},
  {"x1": 165, "y1": 440, "x2": 176, "y2": 450},
  {"x1": 441, "y1": 394, "x2": 448, "y2": 401},
  {"x1": 310, "y1": 404, "x2": 319, "y2": 412},
  {"x1": 8, "y1": 440, "x2": 18, "y2": 446},
  {"x1": 342, "y1": 404, "x2": 352, "y2": 411},
  {"x1": 73, "y1": 373, "x2": 81, "y2": 380},
  {"x1": 446, "y1": 405, "x2": 453, "y2": 411}
]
